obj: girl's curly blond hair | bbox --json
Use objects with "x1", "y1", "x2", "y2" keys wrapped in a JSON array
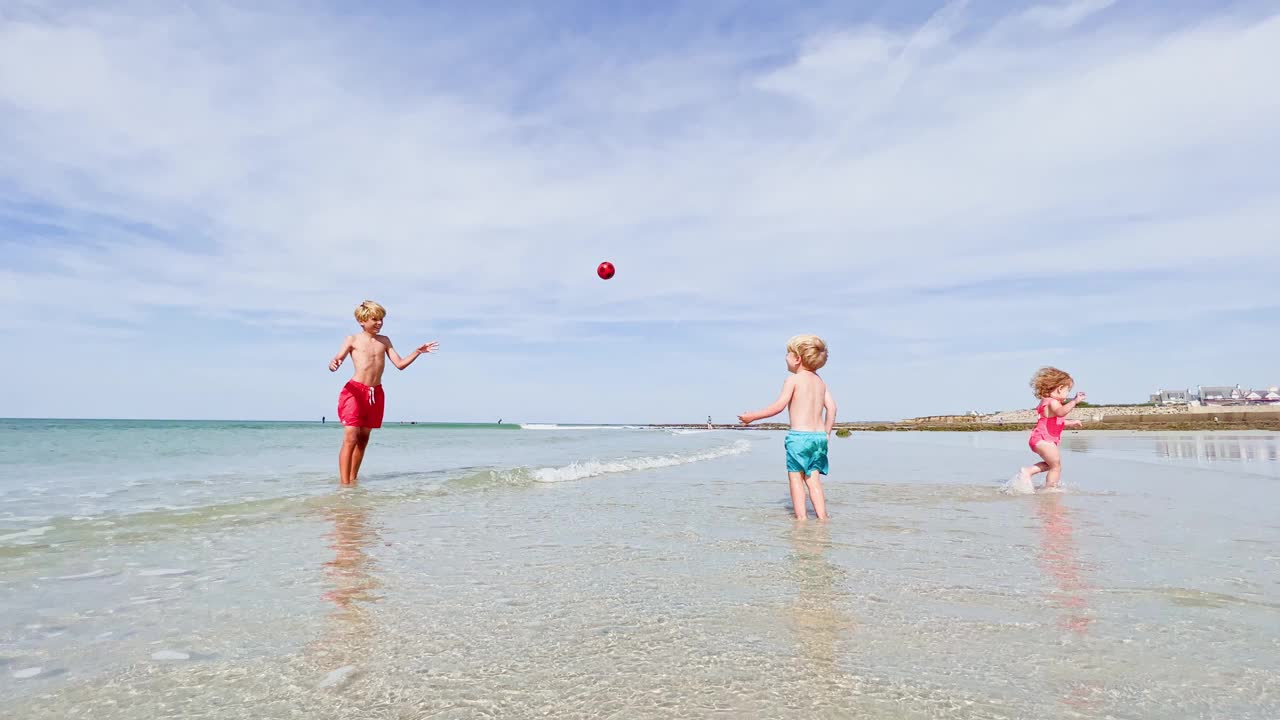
[{"x1": 1031, "y1": 367, "x2": 1073, "y2": 398}]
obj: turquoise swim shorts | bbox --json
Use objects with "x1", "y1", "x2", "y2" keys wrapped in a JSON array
[{"x1": 784, "y1": 431, "x2": 829, "y2": 476}]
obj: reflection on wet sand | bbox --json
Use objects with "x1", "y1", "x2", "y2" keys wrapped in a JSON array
[
  {"x1": 1034, "y1": 494, "x2": 1100, "y2": 714},
  {"x1": 1154, "y1": 435, "x2": 1280, "y2": 470},
  {"x1": 1061, "y1": 435, "x2": 1094, "y2": 453},
  {"x1": 1034, "y1": 494, "x2": 1090, "y2": 636},
  {"x1": 310, "y1": 494, "x2": 383, "y2": 668},
  {"x1": 785, "y1": 522, "x2": 854, "y2": 670}
]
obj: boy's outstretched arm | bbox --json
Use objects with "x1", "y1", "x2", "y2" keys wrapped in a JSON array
[
  {"x1": 739, "y1": 377, "x2": 796, "y2": 424},
  {"x1": 386, "y1": 338, "x2": 439, "y2": 370},
  {"x1": 823, "y1": 389, "x2": 837, "y2": 434},
  {"x1": 329, "y1": 336, "x2": 354, "y2": 372}
]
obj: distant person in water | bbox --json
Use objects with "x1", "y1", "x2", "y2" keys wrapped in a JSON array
[
  {"x1": 707, "y1": 415, "x2": 713, "y2": 429},
  {"x1": 739, "y1": 335, "x2": 837, "y2": 520},
  {"x1": 1014, "y1": 367, "x2": 1086, "y2": 491},
  {"x1": 328, "y1": 300, "x2": 438, "y2": 486}
]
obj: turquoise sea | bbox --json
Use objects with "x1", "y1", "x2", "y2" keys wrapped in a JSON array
[{"x1": 1, "y1": 420, "x2": 1277, "y2": 718}]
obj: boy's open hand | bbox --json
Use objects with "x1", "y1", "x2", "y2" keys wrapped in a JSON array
[
  {"x1": 329, "y1": 357, "x2": 342, "y2": 372},
  {"x1": 416, "y1": 341, "x2": 439, "y2": 354}
]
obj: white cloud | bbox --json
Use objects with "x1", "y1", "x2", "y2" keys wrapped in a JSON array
[
  {"x1": 1, "y1": 1, "x2": 1277, "y2": 420},
  {"x1": 1018, "y1": 0, "x2": 1116, "y2": 32}
]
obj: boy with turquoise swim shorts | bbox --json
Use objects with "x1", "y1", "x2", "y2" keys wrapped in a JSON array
[{"x1": 739, "y1": 335, "x2": 838, "y2": 520}]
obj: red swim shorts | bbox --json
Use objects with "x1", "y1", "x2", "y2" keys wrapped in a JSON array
[{"x1": 337, "y1": 380, "x2": 385, "y2": 428}]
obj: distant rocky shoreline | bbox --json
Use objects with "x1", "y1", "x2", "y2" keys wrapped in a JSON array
[{"x1": 657, "y1": 404, "x2": 1280, "y2": 433}]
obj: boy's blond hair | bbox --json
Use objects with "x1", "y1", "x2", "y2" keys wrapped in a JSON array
[
  {"x1": 354, "y1": 300, "x2": 386, "y2": 323},
  {"x1": 1031, "y1": 366, "x2": 1073, "y2": 398},
  {"x1": 787, "y1": 334, "x2": 828, "y2": 371}
]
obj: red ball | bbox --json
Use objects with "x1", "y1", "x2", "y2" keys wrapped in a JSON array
[{"x1": 597, "y1": 261, "x2": 615, "y2": 280}]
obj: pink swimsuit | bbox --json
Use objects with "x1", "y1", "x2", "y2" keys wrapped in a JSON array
[{"x1": 1028, "y1": 398, "x2": 1065, "y2": 451}]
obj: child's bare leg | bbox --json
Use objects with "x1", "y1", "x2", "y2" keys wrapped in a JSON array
[
  {"x1": 338, "y1": 427, "x2": 360, "y2": 485},
  {"x1": 1033, "y1": 442, "x2": 1063, "y2": 488},
  {"x1": 349, "y1": 429, "x2": 372, "y2": 483},
  {"x1": 1020, "y1": 461, "x2": 1051, "y2": 478},
  {"x1": 788, "y1": 471, "x2": 809, "y2": 520},
  {"x1": 803, "y1": 472, "x2": 828, "y2": 520}
]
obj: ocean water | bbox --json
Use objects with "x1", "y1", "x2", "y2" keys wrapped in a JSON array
[{"x1": 1, "y1": 421, "x2": 1277, "y2": 719}]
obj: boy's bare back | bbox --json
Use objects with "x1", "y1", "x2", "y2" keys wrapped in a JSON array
[{"x1": 785, "y1": 371, "x2": 829, "y2": 432}]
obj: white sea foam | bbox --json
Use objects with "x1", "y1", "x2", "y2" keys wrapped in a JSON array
[
  {"x1": 138, "y1": 568, "x2": 194, "y2": 577},
  {"x1": 151, "y1": 650, "x2": 190, "y2": 661},
  {"x1": 318, "y1": 665, "x2": 357, "y2": 689},
  {"x1": 0, "y1": 526, "x2": 53, "y2": 543},
  {"x1": 45, "y1": 569, "x2": 121, "y2": 581},
  {"x1": 1001, "y1": 473, "x2": 1035, "y2": 495},
  {"x1": 519, "y1": 423, "x2": 643, "y2": 431},
  {"x1": 531, "y1": 440, "x2": 751, "y2": 483}
]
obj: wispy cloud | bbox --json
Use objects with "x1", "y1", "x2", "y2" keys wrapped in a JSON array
[
  {"x1": 1018, "y1": 0, "x2": 1115, "y2": 31},
  {"x1": 2, "y1": 0, "x2": 1277, "y2": 421}
]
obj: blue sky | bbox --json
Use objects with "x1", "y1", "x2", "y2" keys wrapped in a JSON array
[{"x1": 1, "y1": 0, "x2": 1278, "y2": 422}]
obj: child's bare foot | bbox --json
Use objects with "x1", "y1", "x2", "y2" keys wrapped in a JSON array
[{"x1": 1006, "y1": 470, "x2": 1035, "y2": 495}]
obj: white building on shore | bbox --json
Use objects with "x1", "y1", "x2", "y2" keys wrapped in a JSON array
[
  {"x1": 1191, "y1": 385, "x2": 1280, "y2": 406},
  {"x1": 1150, "y1": 389, "x2": 1190, "y2": 405},
  {"x1": 1151, "y1": 385, "x2": 1279, "y2": 406},
  {"x1": 1197, "y1": 385, "x2": 1246, "y2": 405},
  {"x1": 1244, "y1": 388, "x2": 1280, "y2": 403}
]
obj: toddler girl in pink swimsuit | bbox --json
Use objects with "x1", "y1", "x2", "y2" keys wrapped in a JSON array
[{"x1": 1014, "y1": 367, "x2": 1086, "y2": 490}]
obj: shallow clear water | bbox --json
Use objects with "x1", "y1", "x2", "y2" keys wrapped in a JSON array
[{"x1": 2, "y1": 423, "x2": 1277, "y2": 718}]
